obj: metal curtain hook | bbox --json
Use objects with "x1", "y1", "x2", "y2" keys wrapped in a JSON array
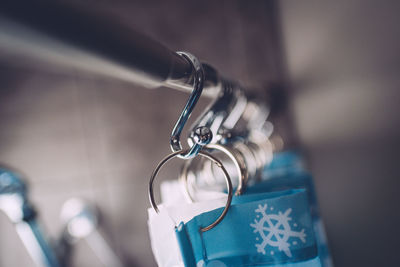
[{"x1": 170, "y1": 52, "x2": 212, "y2": 159}]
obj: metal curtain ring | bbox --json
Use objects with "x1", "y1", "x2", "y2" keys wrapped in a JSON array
[
  {"x1": 180, "y1": 144, "x2": 247, "y2": 203},
  {"x1": 148, "y1": 149, "x2": 233, "y2": 232},
  {"x1": 206, "y1": 144, "x2": 248, "y2": 195},
  {"x1": 170, "y1": 52, "x2": 212, "y2": 159}
]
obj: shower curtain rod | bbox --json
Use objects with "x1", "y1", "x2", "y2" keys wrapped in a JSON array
[{"x1": 0, "y1": 0, "x2": 220, "y2": 96}]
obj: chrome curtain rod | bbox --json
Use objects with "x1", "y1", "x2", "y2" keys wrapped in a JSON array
[{"x1": 0, "y1": 0, "x2": 220, "y2": 95}]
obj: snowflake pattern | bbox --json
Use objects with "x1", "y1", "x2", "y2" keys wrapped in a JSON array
[{"x1": 250, "y1": 204, "x2": 306, "y2": 257}]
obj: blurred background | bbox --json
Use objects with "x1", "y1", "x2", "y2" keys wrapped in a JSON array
[{"x1": 0, "y1": 0, "x2": 399, "y2": 266}]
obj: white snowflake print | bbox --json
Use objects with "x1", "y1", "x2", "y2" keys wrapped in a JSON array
[{"x1": 250, "y1": 204, "x2": 306, "y2": 257}]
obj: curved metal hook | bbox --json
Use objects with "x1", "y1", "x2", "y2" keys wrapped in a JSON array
[{"x1": 170, "y1": 52, "x2": 212, "y2": 159}]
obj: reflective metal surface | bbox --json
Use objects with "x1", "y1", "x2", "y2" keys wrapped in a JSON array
[
  {"x1": 170, "y1": 52, "x2": 211, "y2": 159},
  {"x1": 59, "y1": 198, "x2": 123, "y2": 267},
  {"x1": 0, "y1": 0, "x2": 224, "y2": 95}
]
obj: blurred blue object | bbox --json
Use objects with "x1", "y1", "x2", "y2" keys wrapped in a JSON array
[{"x1": 0, "y1": 169, "x2": 61, "y2": 267}]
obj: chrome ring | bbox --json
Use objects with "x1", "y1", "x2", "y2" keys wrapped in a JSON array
[
  {"x1": 149, "y1": 149, "x2": 233, "y2": 232},
  {"x1": 180, "y1": 144, "x2": 247, "y2": 203}
]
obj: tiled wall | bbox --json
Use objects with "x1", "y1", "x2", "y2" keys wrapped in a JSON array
[{"x1": 0, "y1": 1, "x2": 283, "y2": 266}]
